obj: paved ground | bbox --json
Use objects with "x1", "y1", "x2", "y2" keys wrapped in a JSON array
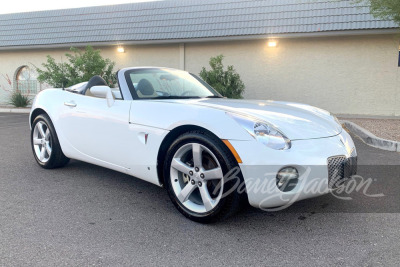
[
  {"x1": 1, "y1": 113, "x2": 400, "y2": 266},
  {"x1": 340, "y1": 118, "x2": 400, "y2": 142}
]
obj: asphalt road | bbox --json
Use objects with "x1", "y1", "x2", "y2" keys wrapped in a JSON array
[{"x1": 1, "y1": 112, "x2": 400, "y2": 266}]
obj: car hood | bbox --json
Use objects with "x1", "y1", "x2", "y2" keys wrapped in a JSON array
[{"x1": 162, "y1": 98, "x2": 342, "y2": 140}]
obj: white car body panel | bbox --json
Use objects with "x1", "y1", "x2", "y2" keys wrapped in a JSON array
[
  {"x1": 30, "y1": 89, "x2": 253, "y2": 186},
  {"x1": 155, "y1": 98, "x2": 342, "y2": 140},
  {"x1": 231, "y1": 129, "x2": 355, "y2": 208},
  {"x1": 31, "y1": 89, "x2": 131, "y2": 174},
  {"x1": 128, "y1": 100, "x2": 254, "y2": 140},
  {"x1": 30, "y1": 67, "x2": 357, "y2": 209}
]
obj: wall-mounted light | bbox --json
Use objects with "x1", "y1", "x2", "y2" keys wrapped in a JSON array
[
  {"x1": 117, "y1": 46, "x2": 125, "y2": 53},
  {"x1": 267, "y1": 41, "x2": 277, "y2": 47}
]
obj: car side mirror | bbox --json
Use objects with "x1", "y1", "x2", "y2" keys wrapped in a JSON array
[{"x1": 90, "y1": 86, "x2": 115, "y2": 107}]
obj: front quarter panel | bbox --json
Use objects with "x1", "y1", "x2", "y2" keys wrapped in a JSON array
[
  {"x1": 129, "y1": 100, "x2": 254, "y2": 141},
  {"x1": 125, "y1": 100, "x2": 254, "y2": 186}
]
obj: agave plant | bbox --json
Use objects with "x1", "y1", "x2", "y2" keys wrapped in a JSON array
[{"x1": 9, "y1": 90, "x2": 31, "y2": 107}]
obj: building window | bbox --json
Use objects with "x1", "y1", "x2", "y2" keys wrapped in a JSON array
[{"x1": 14, "y1": 66, "x2": 38, "y2": 95}]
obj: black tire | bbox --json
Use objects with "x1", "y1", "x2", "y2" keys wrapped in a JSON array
[
  {"x1": 164, "y1": 131, "x2": 246, "y2": 223},
  {"x1": 31, "y1": 114, "x2": 70, "y2": 169}
]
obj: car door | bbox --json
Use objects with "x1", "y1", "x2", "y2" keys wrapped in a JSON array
[{"x1": 58, "y1": 92, "x2": 132, "y2": 170}]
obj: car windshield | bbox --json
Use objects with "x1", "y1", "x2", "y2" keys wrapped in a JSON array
[{"x1": 125, "y1": 68, "x2": 222, "y2": 99}]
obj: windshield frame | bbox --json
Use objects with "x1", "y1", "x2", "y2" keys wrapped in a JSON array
[{"x1": 124, "y1": 67, "x2": 222, "y2": 100}]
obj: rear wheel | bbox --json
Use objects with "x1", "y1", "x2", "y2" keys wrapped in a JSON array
[
  {"x1": 31, "y1": 114, "x2": 69, "y2": 169},
  {"x1": 164, "y1": 131, "x2": 245, "y2": 223}
]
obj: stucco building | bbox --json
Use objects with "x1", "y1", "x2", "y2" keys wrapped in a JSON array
[{"x1": 0, "y1": 0, "x2": 399, "y2": 116}]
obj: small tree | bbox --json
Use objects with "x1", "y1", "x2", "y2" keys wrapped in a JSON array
[
  {"x1": 354, "y1": 0, "x2": 400, "y2": 25},
  {"x1": 199, "y1": 55, "x2": 245, "y2": 99},
  {"x1": 36, "y1": 46, "x2": 116, "y2": 88}
]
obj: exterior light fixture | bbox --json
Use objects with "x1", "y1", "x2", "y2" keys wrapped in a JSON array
[
  {"x1": 276, "y1": 167, "x2": 299, "y2": 192},
  {"x1": 267, "y1": 41, "x2": 277, "y2": 47},
  {"x1": 117, "y1": 46, "x2": 125, "y2": 53}
]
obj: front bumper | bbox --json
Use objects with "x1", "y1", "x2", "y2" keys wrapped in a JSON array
[{"x1": 229, "y1": 130, "x2": 357, "y2": 209}]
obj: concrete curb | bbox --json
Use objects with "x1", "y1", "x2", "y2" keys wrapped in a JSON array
[
  {"x1": 341, "y1": 120, "x2": 400, "y2": 152},
  {"x1": 0, "y1": 108, "x2": 30, "y2": 114}
]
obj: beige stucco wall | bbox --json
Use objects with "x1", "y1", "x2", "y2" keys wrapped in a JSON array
[
  {"x1": 0, "y1": 48, "x2": 65, "y2": 103},
  {"x1": 185, "y1": 35, "x2": 400, "y2": 116},
  {"x1": 0, "y1": 35, "x2": 399, "y2": 116}
]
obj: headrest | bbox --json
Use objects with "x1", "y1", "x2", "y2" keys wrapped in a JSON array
[
  {"x1": 87, "y1": 75, "x2": 108, "y2": 88},
  {"x1": 83, "y1": 75, "x2": 108, "y2": 95},
  {"x1": 136, "y1": 79, "x2": 155, "y2": 96}
]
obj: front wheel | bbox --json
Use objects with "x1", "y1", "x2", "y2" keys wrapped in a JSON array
[
  {"x1": 164, "y1": 131, "x2": 245, "y2": 223},
  {"x1": 31, "y1": 114, "x2": 70, "y2": 169}
]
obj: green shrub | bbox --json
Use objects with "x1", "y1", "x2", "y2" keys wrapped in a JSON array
[
  {"x1": 36, "y1": 46, "x2": 116, "y2": 88},
  {"x1": 9, "y1": 90, "x2": 30, "y2": 107},
  {"x1": 199, "y1": 55, "x2": 245, "y2": 99}
]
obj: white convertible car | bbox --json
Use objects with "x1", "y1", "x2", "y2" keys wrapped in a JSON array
[{"x1": 30, "y1": 67, "x2": 357, "y2": 222}]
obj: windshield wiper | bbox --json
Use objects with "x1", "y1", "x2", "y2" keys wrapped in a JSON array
[
  {"x1": 206, "y1": 96, "x2": 223, "y2": 98},
  {"x1": 152, "y1": 96, "x2": 201, "y2": 99}
]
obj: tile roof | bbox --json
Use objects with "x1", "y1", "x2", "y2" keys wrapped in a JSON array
[{"x1": 0, "y1": 0, "x2": 398, "y2": 48}]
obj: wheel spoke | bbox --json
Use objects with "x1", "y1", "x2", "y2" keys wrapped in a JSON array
[
  {"x1": 192, "y1": 143, "x2": 202, "y2": 168},
  {"x1": 203, "y1": 167, "x2": 223, "y2": 180},
  {"x1": 199, "y1": 186, "x2": 214, "y2": 212},
  {"x1": 177, "y1": 183, "x2": 196, "y2": 203},
  {"x1": 37, "y1": 122, "x2": 46, "y2": 138},
  {"x1": 45, "y1": 143, "x2": 52, "y2": 156},
  {"x1": 39, "y1": 147, "x2": 46, "y2": 161},
  {"x1": 45, "y1": 129, "x2": 50, "y2": 141},
  {"x1": 171, "y1": 158, "x2": 192, "y2": 175},
  {"x1": 33, "y1": 138, "x2": 42, "y2": 145}
]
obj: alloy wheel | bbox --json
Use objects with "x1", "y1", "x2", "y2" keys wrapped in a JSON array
[
  {"x1": 32, "y1": 121, "x2": 52, "y2": 163},
  {"x1": 170, "y1": 143, "x2": 224, "y2": 214}
]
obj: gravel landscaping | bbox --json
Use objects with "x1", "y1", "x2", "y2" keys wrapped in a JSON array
[{"x1": 340, "y1": 118, "x2": 400, "y2": 142}]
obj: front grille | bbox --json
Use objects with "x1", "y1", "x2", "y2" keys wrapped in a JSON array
[
  {"x1": 328, "y1": 156, "x2": 346, "y2": 188},
  {"x1": 327, "y1": 149, "x2": 357, "y2": 189},
  {"x1": 346, "y1": 148, "x2": 358, "y2": 180}
]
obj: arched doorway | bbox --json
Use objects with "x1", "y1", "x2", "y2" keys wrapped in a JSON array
[{"x1": 14, "y1": 66, "x2": 38, "y2": 94}]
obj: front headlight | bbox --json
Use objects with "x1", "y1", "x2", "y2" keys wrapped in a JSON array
[{"x1": 228, "y1": 113, "x2": 291, "y2": 150}]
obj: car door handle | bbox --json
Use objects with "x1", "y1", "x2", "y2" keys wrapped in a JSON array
[{"x1": 64, "y1": 101, "x2": 77, "y2": 107}]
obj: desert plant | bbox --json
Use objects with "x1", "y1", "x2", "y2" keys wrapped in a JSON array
[
  {"x1": 36, "y1": 46, "x2": 116, "y2": 88},
  {"x1": 199, "y1": 55, "x2": 245, "y2": 99},
  {"x1": 9, "y1": 90, "x2": 30, "y2": 107}
]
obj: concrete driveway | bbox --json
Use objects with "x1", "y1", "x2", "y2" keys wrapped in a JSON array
[{"x1": 1, "y1": 113, "x2": 399, "y2": 266}]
